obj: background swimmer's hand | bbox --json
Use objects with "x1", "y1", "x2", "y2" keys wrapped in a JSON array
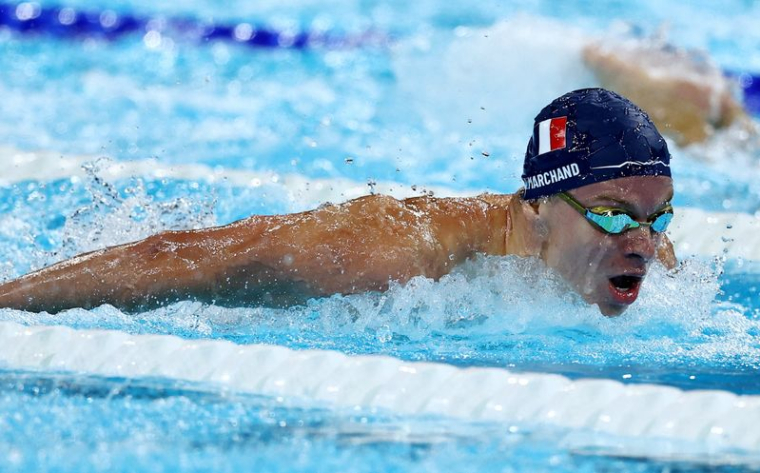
[{"x1": 582, "y1": 39, "x2": 749, "y2": 146}]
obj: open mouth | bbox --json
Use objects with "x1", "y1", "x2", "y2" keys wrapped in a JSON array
[{"x1": 607, "y1": 275, "x2": 643, "y2": 305}]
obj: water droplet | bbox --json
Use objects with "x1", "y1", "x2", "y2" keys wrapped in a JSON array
[{"x1": 376, "y1": 325, "x2": 392, "y2": 343}]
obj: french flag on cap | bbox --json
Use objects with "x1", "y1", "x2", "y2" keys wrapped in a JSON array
[{"x1": 537, "y1": 116, "x2": 567, "y2": 155}]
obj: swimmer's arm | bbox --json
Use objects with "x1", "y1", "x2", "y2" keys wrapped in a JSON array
[{"x1": 0, "y1": 195, "x2": 505, "y2": 313}]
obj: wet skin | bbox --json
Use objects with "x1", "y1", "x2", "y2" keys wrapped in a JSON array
[{"x1": 530, "y1": 175, "x2": 674, "y2": 316}]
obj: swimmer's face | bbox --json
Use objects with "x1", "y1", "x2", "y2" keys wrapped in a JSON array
[{"x1": 535, "y1": 176, "x2": 674, "y2": 316}]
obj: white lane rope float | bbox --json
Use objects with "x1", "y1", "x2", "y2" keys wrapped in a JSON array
[
  {"x1": 1, "y1": 320, "x2": 759, "y2": 451},
  {"x1": 3, "y1": 147, "x2": 760, "y2": 454}
]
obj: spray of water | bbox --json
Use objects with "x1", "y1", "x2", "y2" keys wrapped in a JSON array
[{"x1": 51, "y1": 158, "x2": 217, "y2": 261}]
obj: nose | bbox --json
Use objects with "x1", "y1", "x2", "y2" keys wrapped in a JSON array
[{"x1": 623, "y1": 226, "x2": 657, "y2": 263}]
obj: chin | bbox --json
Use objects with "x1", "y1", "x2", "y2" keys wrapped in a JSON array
[{"x1": 597, "y1": 302, "x2": 627, "y2": 317}]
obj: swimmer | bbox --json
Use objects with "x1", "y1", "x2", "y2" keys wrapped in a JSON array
[
  {"x1": 0, "y1": 88, "x2": 676, "y2": 317},
  {"x1": 582, "y1": 36, "x2": 750, "y2": 146}
]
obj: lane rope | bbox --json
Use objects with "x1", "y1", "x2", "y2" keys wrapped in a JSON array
[
  {"x1": 728, "y1": 71, "x2": 760, "y2": 116},
  {"x1": 0, "y1": 320, "x2": 758, "y2": 451},
  {"x1": 0, "y1": 1, "x2": 388, "y2": 49}
]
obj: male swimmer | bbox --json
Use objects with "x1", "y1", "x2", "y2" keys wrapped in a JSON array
[{"x1": 0, "y1": 88, "x2": 676, "y2": 317}]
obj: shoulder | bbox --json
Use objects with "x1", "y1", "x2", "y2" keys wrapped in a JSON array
[
  {"x1": 401, "y1": 193, "x2": 514, "y2": 257},
  {"x1": 474, "y1": 192, "x2": 516, "y2": 210},
  {"x1": 340, "y1": 192, "x2": 516, "y2": 210}
]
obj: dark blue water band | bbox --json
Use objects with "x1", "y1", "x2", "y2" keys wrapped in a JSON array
[{"x1": 0, "y1": 1, "x2": 387, "y2": 49}]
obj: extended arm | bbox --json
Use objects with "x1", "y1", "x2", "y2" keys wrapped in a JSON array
[{"x1": 0, "y1": 195, "x2": 506, "y2": 313}]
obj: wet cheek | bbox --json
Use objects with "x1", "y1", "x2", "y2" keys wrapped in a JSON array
[
  {"x1": 544, "y1": 213, "x2": 611, "y2": 290},
  {"x1": 564, "y1": 228, "x2": 604, "y2": 267},
  {"x1": 549, "y1": 241, "x2": 592, "y2": 290},
  {"x1": 570, "y1": 239, "x2": 616, "y2": 296}
]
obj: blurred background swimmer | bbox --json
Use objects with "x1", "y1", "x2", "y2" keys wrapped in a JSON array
[{"x1": 582, "y1": 33, "x2": 753, "y2": 146}]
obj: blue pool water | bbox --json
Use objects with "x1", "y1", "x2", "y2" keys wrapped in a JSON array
[{"x1": 2, "y1": 0, "x2": 760, "y2": 471}]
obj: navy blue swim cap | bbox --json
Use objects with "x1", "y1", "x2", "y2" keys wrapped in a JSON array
[{"x1": 521, "y1": 88, "x2": 671, "y2": 200}]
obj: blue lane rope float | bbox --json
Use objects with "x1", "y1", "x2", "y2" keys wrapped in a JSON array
[
  {"x1": 731, "y1": 72, "x2": 760, "y2": 116},
  {"x1": 0, "y1": 1, "x2": 387, "y2": 49}
]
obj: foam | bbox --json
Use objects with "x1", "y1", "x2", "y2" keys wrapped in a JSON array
[{"x1": 0, "y1": 319, "x2": 758, "y2": 452}]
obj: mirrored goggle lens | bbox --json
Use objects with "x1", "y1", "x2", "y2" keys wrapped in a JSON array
[
  {"x1": 586, "y1": 210, "x2": 674, "y2": 234},
  {"x1": 585, "y1": 211, "x2": 633, "y2": 234},
  {"x1": 650, "y1": 211, "x2": 673, "y2": 233}
]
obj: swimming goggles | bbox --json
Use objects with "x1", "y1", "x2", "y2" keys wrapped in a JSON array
[{"x1": 557, "y1": 192, "x2": 674, "y2": 235}]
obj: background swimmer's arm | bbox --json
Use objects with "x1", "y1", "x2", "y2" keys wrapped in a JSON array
[
  {"x1": 582, "y1": 42, "x2": 748, "y2": 145},
  {"x1": 0, "y1": 195, "x2": 506, "y2": 313}
]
